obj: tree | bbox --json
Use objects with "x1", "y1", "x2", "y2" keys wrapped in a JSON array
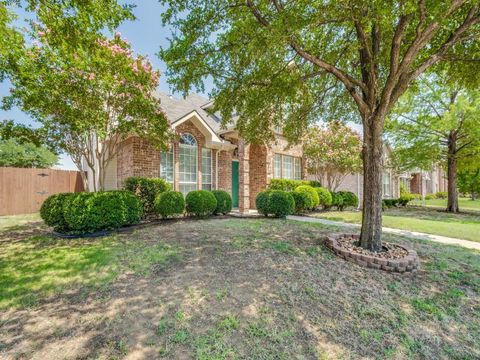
[
  {"x1": 303, "y1": 121, "x2": 362, "y2": 191},
  {"x1": 387, "y1": 78, "x2": 480, "y2": 212},
  {"x1": 5, "y1": 4, "x2": 169, "y2": 191},
  {"x1": 159, "y1": 0, "x2": 480, "y2": 251},
  {"x1": 458, "y1": 169, "x2": 480, "y2": 200},
  {"x1": 0, "y1": 138, "x2": 58, "y2": 168}
]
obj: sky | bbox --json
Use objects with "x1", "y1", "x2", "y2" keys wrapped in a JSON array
[{"x1": 0, "y1": 0, "x2": 210, "y2": 170}]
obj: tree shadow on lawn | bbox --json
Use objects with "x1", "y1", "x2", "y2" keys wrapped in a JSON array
[{"x1": 0, "y1": 218, "x2": 478, "y2": 359}]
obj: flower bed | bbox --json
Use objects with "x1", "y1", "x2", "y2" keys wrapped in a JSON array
[{"x1": 324, "y1": 234, "x2": 419, "y2": 273}]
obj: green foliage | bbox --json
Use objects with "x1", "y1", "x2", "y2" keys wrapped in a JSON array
[
  {"x1": 458, "y1": 169, "x2": 480, "y2": 199},
  {"x1": 330, "y1": 191, "x2": 344, "y2": 209},
  {"x1": 425, "y1": 194, "x2": 436, "y2": 200},
  {"x1": 255, "y1": 190, "x2": 294, "y2": 218},
  {"x1": 294, "y1": 185, "x2": 319, "y2": 210},
  {"x1": 315, "y1": 187, "x2": 333, "y2": 208},
  {"x1": 336, "y1": 191, "x2": 358, "y2": 211},
  {"x1": 398, "y1": 184, "x2": 415, "y2": 206},
  {"x1": 290, "y1": 191, "x2": 310, "y2": 214},
  {"x1": 382, "y1": 199, "x2": 399, "y2": 209},
  {"x1": 185, "y1": 190, "x2": 217, "y2": 217},
  {"x1": 211, "y1": 190, "x2": 232, "y2": 215},
  {"x1": 124, "y1": 177, "x2": 171, "y2": 216},
  {"x1": 116, "y1": 190, "x2": 144, "y2": 224},
  {"x1": 0, "y1": 139, "x2": 58, "y2": 168},
  {"x1": 154, "y1": 191, "x2": 185, "y2": 218},
  {"x1": 40, "y1": 193, "x2": 77, "y2": 232},
  {"x1": 435, "y1": 192, "x2": 448, "y2": 199},
  {"x1": 268, "y1": 179, "x2": 321, "y2": 192}
]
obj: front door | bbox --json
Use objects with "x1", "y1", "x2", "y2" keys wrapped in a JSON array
[{"x1": 231, "y1": 161, "x2": 239, "y2": 208}]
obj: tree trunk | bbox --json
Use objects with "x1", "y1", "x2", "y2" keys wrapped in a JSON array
[
  {"x1": 359, "y1": 115, "x2": 384, "y2": 252},
  {"x1": 446, "y1": 131, "x2": 459, "y2": 213}
]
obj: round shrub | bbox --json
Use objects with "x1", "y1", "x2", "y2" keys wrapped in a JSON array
[
  {"x1": 64, "y1": 191, "x2": 127, "y2": 233},
  {"x1": 330, "y1": 191, "x2": 343, "y2": 209},
  {"x1": 290, "y1": 190, "x2": 310, "y2": 213},
  {"x1": 154, "y1": 191, "x2": 185, "y2": 218},
  {"x1": 315, "y1": 187, "x2": 333, "y2": 208},
  {"x1": 337, "y1": 191, "x2": 358, "y2": 210},
  {"x1": 435, "y1": 191, "x2": 448, "y2": 199},
  {"x1": 294, "y1": 185, "x2": 319, "y2": 209},
  {"x1": 425, "y1": 193, "x2": 436, "y2": 200},
  {"x1": 256, "y1": 190, "x2": 272, "y2": 216},
  {"x1": 185, "y1": 190, "x2": 217, "y2": 217},
  {"x1": 211, "y1": 190, "x2": 232, "y2": 215},
  {"x1": 124, "y1": 176, "x2": 171, "y2": 216},
  {"x1": 116, "y1": 190, "x2": 143, "y2": 224},
  {"x1": 255, "y1": 190, "x2": 294, "y2": 217},
  {"x1": 40, "y1": 192, "x2": 76, "y2": 232}
]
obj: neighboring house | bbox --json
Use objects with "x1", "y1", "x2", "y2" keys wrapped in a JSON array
[
  {"x1": 91, "y1": 92, "x2": 304, "y2": 212},
  {"x1": 401, "y1": 166, "x2": 447, "y2": 195}
]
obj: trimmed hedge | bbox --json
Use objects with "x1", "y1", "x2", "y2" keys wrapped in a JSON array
[
  {"x1": 435, "y1": 191, "x2": 448, "y2": 199},
  {"x1": 330, "y1": 191, "x2": 343, "y2": 209},
  {"x1": 40, "y1": 192, "x2": 77, "y2": 232},
  {"x1": 269, "y1": 179, "x2": 322, "y2": 192},
  {"x1": 256, "y1": 190, "x2": 294, "y2": 218},
  {"x1": 123, "y1": 176, "x2": 171, "y2": 216},
  {"x1": 211, "y1": 190, "x2": 232, "y2": 215},
  {"x1": 290, "y1": 190, "x2": 310, "y2": 213},
  {"x1": 315, "y1": 187, "x2": 333, "y2": 208},
  {"x1": 336, "y1": 191, "x2": 358, "y2": 211},
  {"x1": 382, "y1": 198, "x2": 399, "y2": 209},
  {"x1": 117, "y1": 190, "x2": 144, "y2": 224},
  {"x1": 294, "y1": 185, "x2": 319, "y2": 209},
  {"x1": 425, "y1": 193, "x2": 436, "y2": 200},
  {"x1": 154, "y1": 191, "x2": 185, "y2": 218},
  {"x1": 185, "y1": 190, "x2": 217, "y2": 217}
]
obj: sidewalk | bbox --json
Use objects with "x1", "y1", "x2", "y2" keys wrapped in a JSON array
[{"x1": 287, "y1": 215, "x2": 480, "y2": 251}]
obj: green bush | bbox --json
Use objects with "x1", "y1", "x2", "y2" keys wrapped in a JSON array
[
  {"x1": 290, "y1": 190, "x2": 310, "y2": 213},
  {"x1": 337, "y1": 191, "x2": 358, "y2": 211},
  {"x1": 255, "y1": 190, "x2": 294, "y2": 218},
  {"x1": 269, "y1": 179, "x2": 322, "y2": 192},
  {"x1": 398, "y1": 192, "x2": 415, "y2": 206},
  {"x1": 154, "y1": 191, "x2": 185, "y2": 218},
  {"x1": 123, "y1": 176, "x2": 171, "y2": 216},
  {"x1": 211, "y1": 190, "x2": 232, "y2": 215},
  {"x1": 435, "y1": 191, "x2": 448, "y2": 199},
  {"x1": 116, "y1": 190, "x2": 144, "y2": 224},
  {"x1": 382, "y1": 198, "x2": 399, "y2": 209},
  {"x1": 185, "y1": 190, "x2": 217, "y2": 217},
  {"x1": 40, "y1": 192, "x2": 77, "y2": 232},
  {"x1": 330, "y1": 191, "x2": 343, "y2": 209},
  {"x1": 294, "y1": 185, "x2": 319, "y2": 209},
  {"x1": 425, "y1": 193, "x2": 436, "y2": 200},
  {"x1": 315, "y1": 187, "x2": 333, "y2": 208}
]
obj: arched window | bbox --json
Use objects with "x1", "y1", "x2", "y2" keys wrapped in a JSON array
[{"x1": 179, "y1": 133, "x2": 197, "y2": 194}]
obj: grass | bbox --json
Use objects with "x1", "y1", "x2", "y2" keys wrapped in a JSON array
[
  {"x1": 1, "y1": 215, "x2": 479, "y2": 359},
  {"x1": 411, "y1": 197, "x2": 480, "y2": 212},
  {"x1": 313, "y1": 206, "x2": 480, "y2": 242}
]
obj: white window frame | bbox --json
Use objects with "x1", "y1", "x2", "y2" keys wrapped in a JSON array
[
  {"x1": 273, "y1": 153, "x2": 302, "y2": 180},
  {"x1": 160, "y1": 145, "x2": 174, "y2": 186},
  {"x1": 294, "y1": 158, "x2": 302, "y2": 180},
  {"x1": 201, "y1": 148, "x2": 212, "y2": 190},
  {"x1": 179, "y1": 133, "x2": 198, "y2": 195},
  {"x1": 382, "y1": 171, "x2": 391, "y2": 198},
  {"x1": 283, "y1": 155, "x2": 293, "y2": 180},
  {"x1": 273, "y1": 154, "x2": 282, "y2": 179}
]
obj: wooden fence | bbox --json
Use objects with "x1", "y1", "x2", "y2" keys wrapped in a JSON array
[{"x1": 0, "y1": 167, "x2": 84, "y2": 216}]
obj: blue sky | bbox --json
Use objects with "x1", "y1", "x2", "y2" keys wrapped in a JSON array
[{"x1": 1, "y1": 0, "x2": 209, "y2": 169}]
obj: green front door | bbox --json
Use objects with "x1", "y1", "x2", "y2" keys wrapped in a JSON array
[{"x1": 232, "y1": 161, "x2": 239, "y2": 208}]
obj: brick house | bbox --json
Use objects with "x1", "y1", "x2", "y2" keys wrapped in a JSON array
[{"x1": 97, "y1": 92, "x2": 304, "y2": 212}]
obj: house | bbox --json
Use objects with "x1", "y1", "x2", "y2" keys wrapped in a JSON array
[
  {"x1": 401, "y1": 167, "x2": 448, "y2": 195},
  {"x1": 96, "y1": 92, "x2": 304, "y2": 212}
]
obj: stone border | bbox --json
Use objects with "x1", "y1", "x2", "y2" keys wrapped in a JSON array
[{"x1": 324, "y1": 234, "x2": 419, "y2": 273}]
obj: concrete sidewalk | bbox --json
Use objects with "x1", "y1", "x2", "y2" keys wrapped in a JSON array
[{"x1": 287, "y1": 215, "x2": 480, "y2": 251}]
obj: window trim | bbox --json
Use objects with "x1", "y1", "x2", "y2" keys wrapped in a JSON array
[
  {"x1": 179, "y1": 133, "x2": 198, "y2": 194},
  {"x1": 160, "y1": 145, "x2": 175, "y2": 185},
  {"x1": 273, "y1": 153, "x2": 302, "y2": 180},
  {"x1": 201, "y1": 147, "x2": 213, "y2": 190}
]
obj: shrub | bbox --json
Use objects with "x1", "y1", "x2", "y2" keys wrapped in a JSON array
[
  {"x1": 294, "y1": 185, "x2": 320, "y2": 209},
  {"x1": 435, "y1": 191, "x2": 448, "y2": 199},
  {"x1": 337, "y1": 191, "x2": 358, "y2": 211},
  {"x1": 398, "y1": 192, "x2": 415, "y2": 206},
  {"x1": 382, "y1": 198, "x2": 399, "y2": 209},
  {"x1": 255, "y1": 190, "x2": 294, "y2": 217},
  {"x1": 40, "y1": 192, "x2": 76, "y2": 232},
  {"x1": 154, "y1": 191, "x2": 185, "y2": 218},
  {"x1": 330, "y1": 191, "x2": 344, "y2": 209},
  {"x1": 315, "y1": 187, "x2": 333, "y2": 208},
  {"x1": 117, "y1": 190, "x2": 144, "y2": 224},
  {"x1": 290, "y1": 190, "x2": 310, "y2": 213},
  {"x1": 425, "y1": 193, "x2": 436, "y2": 200},
  {"x1": 269, "y1": 179, "x2": 322, "y2": 192},
  {"x1": 185, "y1": 190, "x2": 217, "y2": 217},
  {"x1": 123, "y1": 176, "x2": 171, "y2": 216},
  {"x1": 211, "y1": 190, "x2": 232, "y2": 215}
]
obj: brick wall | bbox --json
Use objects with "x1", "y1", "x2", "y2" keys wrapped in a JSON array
[
  {"x1": 248, "y1": 144, "x2": 268, "y2": 208},
  {"x1": 265, "y1": 137, "x2": 304, "y2": 185},
  {"x1": 217, "y1": 150, "x2": 233, "y2": 194}
]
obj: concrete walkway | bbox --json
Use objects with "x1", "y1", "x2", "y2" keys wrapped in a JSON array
[{"x1": 287, "y1": 215, "x2": 480, "y2": 251}]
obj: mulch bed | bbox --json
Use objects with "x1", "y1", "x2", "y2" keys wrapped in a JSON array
[{"x1": 325, "y1": 234, "x2": 419, "y2": 273}]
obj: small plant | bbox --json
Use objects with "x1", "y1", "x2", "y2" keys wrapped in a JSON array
[
  {"x1": 315, "y1": 187, "x2": 333, "y2": 208},
  {"x1": 154, "y1": 191, "x2": 185, "y2": 218},
  {"x1": 211, "y1": 190, "x2": 232, "y2": 215},
  {"x1": 123, "y1": 176, "x2": 171, "y2": 216},
  {"x1": 185, "y1": 190, "x2": 217, "y2": 217},
  {"x1": 336, "y1": 191, "x2": 358, "y2": 210},
  {"x1": 289, "y1": 190, "x2": 310, "y2": 213},
  {"x1": 294, "y1": 185, "x2": 320, "y2": 209},
  {"x1": 218, "y1": 315, "x2": 239, "y2": 331}
]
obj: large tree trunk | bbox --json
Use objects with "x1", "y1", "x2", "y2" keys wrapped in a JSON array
[
  {"x1": 446, "y1": 131, "x2": 459, "y2": 213},
  {"x1": 359, "y1": 115, "x2": 384, "y2": 252}
]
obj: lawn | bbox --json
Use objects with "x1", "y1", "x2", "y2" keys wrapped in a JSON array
[
  {"x1": 313, "y1": 207, "x2": 480, "y2": 242},
  {"x1": 411, "y1": 197, "x2": 480, "y2": 212},
  {"x1": 0, "y1": 215, "x2": 479, "y2": 359}
]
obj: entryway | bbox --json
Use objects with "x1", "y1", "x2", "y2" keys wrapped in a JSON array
[{"x1": 231, "y1": 161, "x2": 239, "y2": 207}]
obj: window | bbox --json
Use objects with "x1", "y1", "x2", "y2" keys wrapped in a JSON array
[
  {"x1": 273, "y1": 154, "x2": 282, "y2": 178},
  {"x1": 382, "y1": 171, "x2": 391, "y2": 197},
  {"x1": 160, "y1": 146, "x2": 174, "y2": 185},
  {"x1": 294, "y1": 158, "x2": 301, "y2": 180},
  {"x1": 202, "y1": 148, "x2": 212, "y2": 190},
  {"x1": 283, "y1": 155, "x2": 293, "y2": 179},
  {"x1": 179, "y1": 133, "x2": 197, "y2": 195}
]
